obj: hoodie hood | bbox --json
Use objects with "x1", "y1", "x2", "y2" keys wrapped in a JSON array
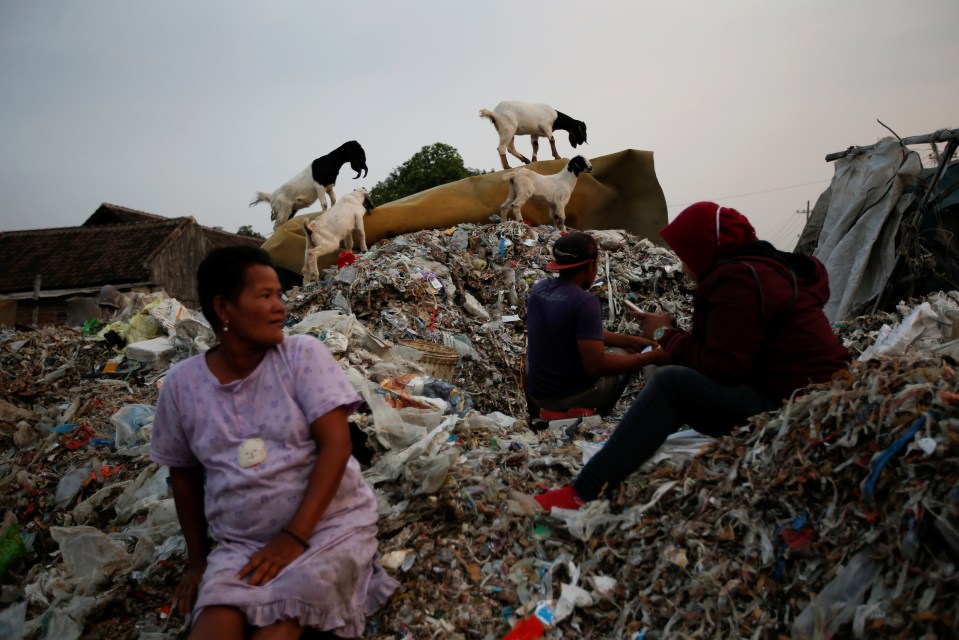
[{"x1": 660, "y1": 202, "x2": 758, "y2": 279}]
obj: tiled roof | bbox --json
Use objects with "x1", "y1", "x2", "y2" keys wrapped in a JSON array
[
  {"x1": 0, "y1": 219, "x2": 190, "y2": 294},
  {"x1": 82, "y1": 203, "x2": 170, "y2": 226},
  {"x1": 202, "y1": 227, "x2": 264, "y2": 250},
  {"x1": 84, "y1": 202, "x2": 263, "y2": 249}
]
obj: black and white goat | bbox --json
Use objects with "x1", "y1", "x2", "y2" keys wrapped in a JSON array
[
  {"x1": 500, "y1": 155, "x2": 592, "y2": 232},
  {"x1": 302, "y1": 188, "x2": 375, "y2": 284},
  {"x1": 479, "y1": 101, "x2": 587, "y2": 170},
  {"x1": 251, "y1": 141, "x2": 368, "y2": 231}
]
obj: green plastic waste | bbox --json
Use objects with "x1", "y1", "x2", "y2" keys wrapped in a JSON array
[
  {"x1": 82, "y1": 318, "x2": 104, "y2": 335},
  {"x1": 0, "y1": 522, "x2": 26, "y2": 579}
]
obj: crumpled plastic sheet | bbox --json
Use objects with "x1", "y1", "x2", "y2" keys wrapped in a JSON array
[
  {"x1": 858, "y1": 291, "x2": 959, "y2": 360},
  {"x1": 2, "y1": 225, "x2": 958, "y2": 639}
]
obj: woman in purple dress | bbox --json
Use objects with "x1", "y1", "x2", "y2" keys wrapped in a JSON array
[{"x1": 150, "y1": 246, "x2": 397, "y2": 639}]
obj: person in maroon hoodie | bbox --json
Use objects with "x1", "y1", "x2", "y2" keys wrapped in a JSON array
[{"x1": 534, "y1": 201, "x2": 850, "y2": 511}]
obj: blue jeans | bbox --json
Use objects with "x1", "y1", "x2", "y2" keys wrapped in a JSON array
[{"x1": 574, "y1": 365, "x2": 779, "y2": 501}]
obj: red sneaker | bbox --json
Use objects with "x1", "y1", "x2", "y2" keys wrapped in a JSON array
[{"x1": 534, "y1": 485, "x2": 585, "y2": 512}]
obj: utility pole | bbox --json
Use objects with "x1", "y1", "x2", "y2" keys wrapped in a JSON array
[{"x1": 796, "y1": 200, "x2": 810, "y2": 223}]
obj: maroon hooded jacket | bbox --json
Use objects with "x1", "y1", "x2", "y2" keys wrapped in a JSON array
[{"x1": 658, "y1": 202, "x2": 849, "y2": 401}]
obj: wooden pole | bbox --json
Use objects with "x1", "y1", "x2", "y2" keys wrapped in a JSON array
[
  {"x1": 32, "y1": 274, "x2": 40, "y2": 326},
  {"x1": 825, "y1": 128, "x2": 959, "y2": 162}
]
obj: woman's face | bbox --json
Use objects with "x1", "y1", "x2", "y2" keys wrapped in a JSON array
[{"x1": 219, "y1": 264, "x2": 286, "y2": 347}]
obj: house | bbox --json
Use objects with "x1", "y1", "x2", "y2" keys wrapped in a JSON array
[{"x1": 0, "y1": 203, "x2": 263, "y2": 327}]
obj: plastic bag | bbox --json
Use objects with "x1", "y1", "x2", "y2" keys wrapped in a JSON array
[
  {"x1": 113, "y1": 465, "x2": 170, "y2": 522},
  {"x1": 54, "y1": 466, "x2": 92, "y2": 510},
  {"x1": 0, "y1": 600, "x2": 26, "y2": 640},
  {"x1": 463, "y1": 291, "x2": 491, "y2": 320},
  {"x1": 148, "y1": 298, "x2": 191, "y2": 334},
  {"x1": 110, "y1": 404, "x2": 156, "y2": 450},
  {"x1": 49, "y1": 526, "x2": 152, "y2": 595},
  {"x1": 791, "y1": 549, "x2": 882, "y2": 639}
]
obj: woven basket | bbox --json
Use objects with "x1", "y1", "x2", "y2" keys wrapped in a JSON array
[{"x1": 399, "y1": 339, "x2": 459, "y2": 381}]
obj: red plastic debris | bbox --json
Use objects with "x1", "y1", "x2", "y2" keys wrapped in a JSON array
[
  {"x1": 502, "y1": 614, "x2": 545, "y2": 640},
  {"x1": 781, "y1": 527, "x2": 814, "y2": 550},
  {"x1": 64, "y1": 424, "x2": 95, "y2": 450}
]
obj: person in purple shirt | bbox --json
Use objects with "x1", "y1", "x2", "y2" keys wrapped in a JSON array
[
  {"x1": 524, "y1": 232, "x2": 666, "y2": 419},
  {"x1": 150, "y1": 246, "x2": 396, "y2": 639}
]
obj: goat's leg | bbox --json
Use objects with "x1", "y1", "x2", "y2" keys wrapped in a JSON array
[
  {"x1": 551, "y1": 203, "x2": 567, "y2": 232},
  {"x1": 303, "y1": 248, "x2": 320, "y2": 284},
  {"x1": 507, "y1": 138, "x2": 531, "y2": 165},
  {"x1": 496, "y1": 131, "x2": 514, "y2": 170},
  {"x1": 354, "y1": 221, "x2": 368, "y2": 253},
  {"x1": 326, "y1": 185, "x2": 336, "y2": 208},
  {"x1": 506, "y1": 194, "x2": 527, "y2": 223},
  {"x1": 273, "y1": 204, "x2": 292, "y2": 230},
  {"x1": 496, "y1": 146, "x2": 511, "y2": 170},
  {"x1": 313, "y1": 183, "x2": 329, "y2": 211},
  {"x1": 500, "y1": 198, "x2": 515, "y2": 220},
  {"x1": 302, "y1": 244, "x2": 311, "y2": 284},
  {"x1": 530, "y1": 136, "x2": 539, "y2": 163},
  {"x1": 500, "y1": 181, "x2": 516, "y2": 218},
  {"x1": 548, "y1": 135, "x2": 561, "y2": 160}
]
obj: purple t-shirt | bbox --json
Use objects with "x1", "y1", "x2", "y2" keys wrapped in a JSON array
[
  {"x1": 526, "y1": 277, "x2": 603, "y2": 398},
  {"x1": 150, "y1": 335, "x2": 365, "y2": 545}
]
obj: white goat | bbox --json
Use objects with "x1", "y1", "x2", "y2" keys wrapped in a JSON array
[
  {"x1": 500, "y1": 156, "x2": 592, "y2": 232},
  {"x1": 302, "y1": 188, "x2": 375, "y2": 284},
  {"x1": 251, "y1": 141, "x2": 368, "y2": 231},
  {"x1": 479, "y1": 101, "x2": 588, "y2": 170}
]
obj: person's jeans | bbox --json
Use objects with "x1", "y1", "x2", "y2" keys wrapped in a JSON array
[
  {"x1": 525, "y1": 348, "x2": 634, "y2": 418},
  {"x1": 574, "y1": 365, "x2": 779, "y2": 501}
]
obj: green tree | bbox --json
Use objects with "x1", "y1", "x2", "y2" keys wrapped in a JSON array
[
  {"x1": 236, "y1": 225, "x2": 265, "y2": 239},
  {"x1": 370, "y1": 142, "x2": 490, "y2": 205}
]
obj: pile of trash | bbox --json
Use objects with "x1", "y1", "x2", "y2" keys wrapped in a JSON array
[
  {"x1": 0, "y1": 221, "x2": 956, "y2": 639},
  {"x1": 284, "y1": 220, "x2": 694, "y2": 415}
]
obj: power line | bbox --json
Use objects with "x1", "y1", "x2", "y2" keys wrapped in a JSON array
[
  {"x1": 667, "y1": 179, "x2": 831, "y2": 209},
  {"x1": 768, "y1": 214, "x2": 807, "y2": 248}
]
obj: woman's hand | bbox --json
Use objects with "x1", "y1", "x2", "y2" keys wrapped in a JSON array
[
  {"x1": 628, "y1": 309, "x2": 675, "y2": 339},
  {"x1": 174, "y1": 562, "x2": 206, "y2": 616},
  {"x1": 646, "y1": 344, "x2": 672, "y2": 366},
  {"x1": 237, "y1": 533, "x2": 307, "y2": 586},
  {"x1": 629, "y1": 334, "x2": 658, "y2": 352}
]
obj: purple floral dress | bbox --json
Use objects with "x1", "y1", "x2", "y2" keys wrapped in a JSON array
[{"x1": 150, "y1": 335, "x2": 397, "y2": 636}]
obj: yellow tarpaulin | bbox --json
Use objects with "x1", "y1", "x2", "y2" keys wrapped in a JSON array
[{"x1": 262, "y1": 149, "x2": 667, "y2": 274}]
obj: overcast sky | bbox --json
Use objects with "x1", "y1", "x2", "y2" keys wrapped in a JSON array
[{"x1": 1, "y1": 0, "x2": 956, "y2": 249}]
